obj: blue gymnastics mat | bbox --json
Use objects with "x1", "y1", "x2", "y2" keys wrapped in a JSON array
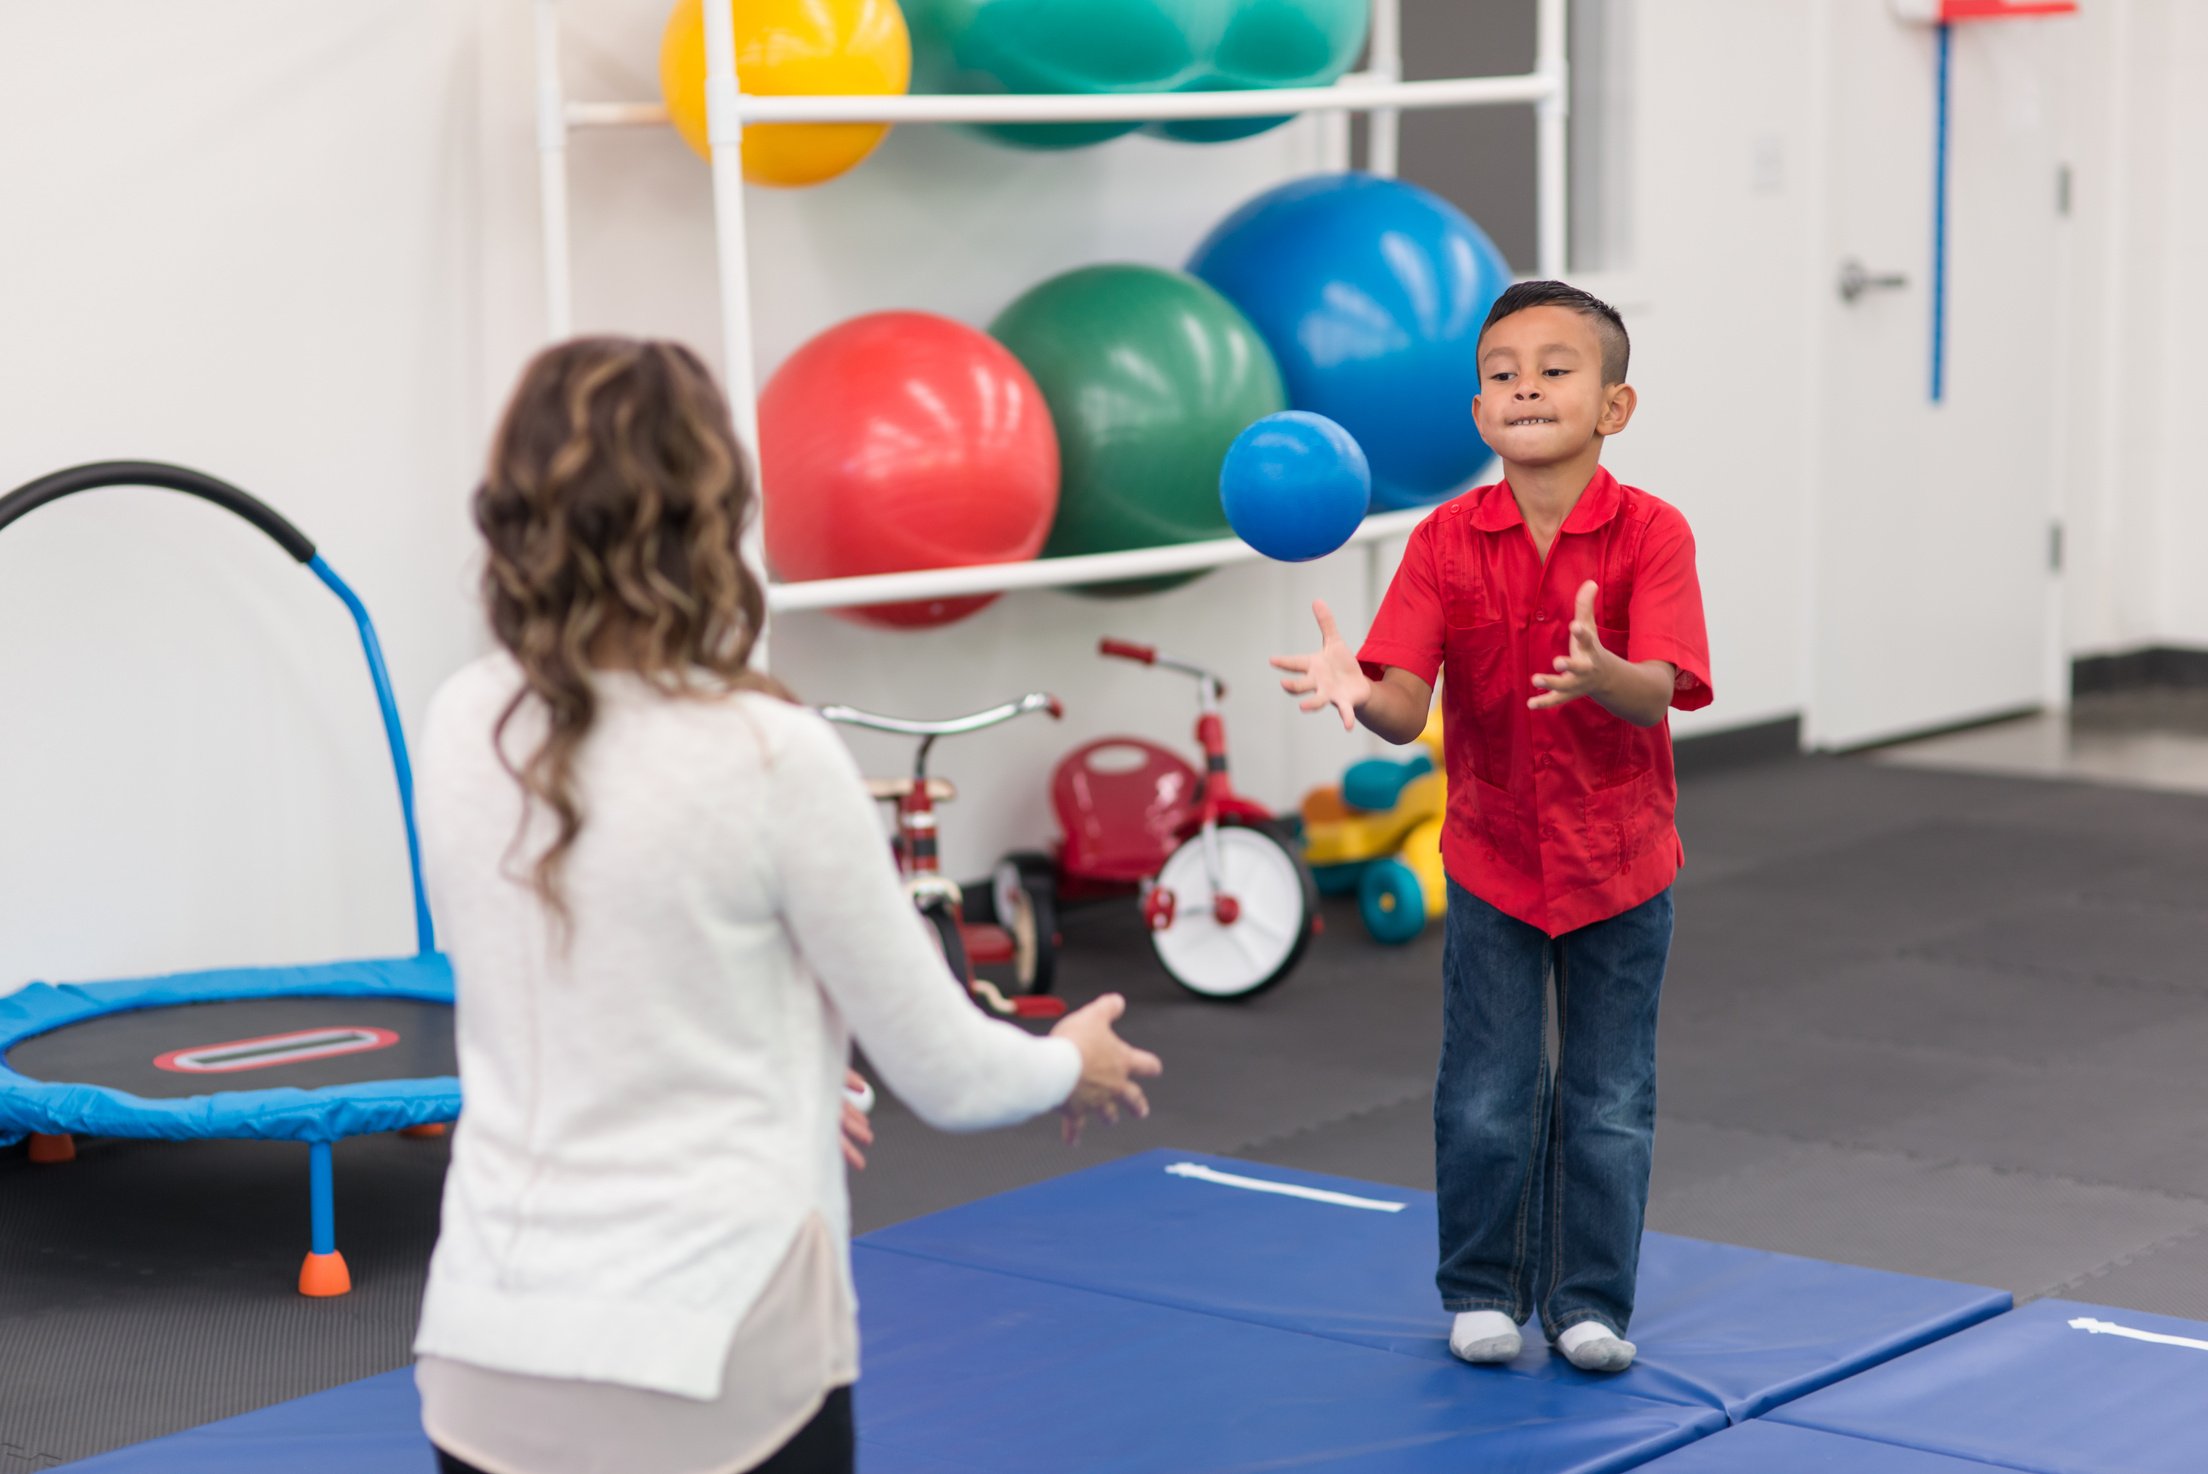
[
  {"x1": 1770, "y1": 1297, "x2": 2208, "y2": 1474},
  {"x1": 47, "y1": 1259, "x2": 1718, "y2": 1474},
  {"x1": 853, "y1": 1246, "x2": 1723, "y2": 1474},
  {"x1": 862, "y1": 1149, "x2": 2010, "y2": 1422},
  {"x1": 49, "y1": 1368, "x2": 430, "y2": 1473},
  {"x1": 1634, "y1": 1420, "x2": 2018, "y2": 1472}
]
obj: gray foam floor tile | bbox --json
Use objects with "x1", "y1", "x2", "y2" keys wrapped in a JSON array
[
  {"x1": 2082, "y1": 857, "x2": 2208, "y2": 913},
  {"x1": 1652, "y1": 1019, "x2": 2032, "y2": 1144},
  {"x1": 1692, "y1": 820, "x2": 2152, "y2": 955},
  {"x1": 1230, "y1": 1092, "x2": 1437, "y2": 1191},
  {"x1": 1666, "y1": 953, "x2": 2207, "y2": 1067},
  {"x1": 1676, "y1": 759, "x2": 2045, "y2": 880},
  {"x1": 2053, "y1": 1224, "x2": 2208, "y2": 1320},
  {"x1": 1647, "y1": 1118, "x2": 1817, "y2": 1199},
  {"x1": 1854, "y1": 1011, "x2": 2208, "y2": 1198},
  {"x1": 1978, "y1": 776, "x2": 2208, "y2": 849},
  {"x1": 1644, "y1": 1138, "x2": 2208, "y2": 1297},
  {"x1": 0, "y1": 1133, "x2": 446, "y2": 1469},
  {"x1": 1917, "y1": 896, "x2": 2208, "y2": 992}
]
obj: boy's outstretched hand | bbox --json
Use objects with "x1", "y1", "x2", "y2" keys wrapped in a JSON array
[
  {"x1": 1530, "y1": 581, "x2": 1611, "y2": 710},
  {"x1": 1529, "y1": 581, "x2": 1675, "y2": 727},
  {"x1": 1272, "y1": 600, "x2": 1372, "y2": 731}
]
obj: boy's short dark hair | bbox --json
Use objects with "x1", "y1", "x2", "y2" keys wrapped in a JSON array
[{"x1": 1479, "y1": 280, "x2": 1630, "y2": 385}]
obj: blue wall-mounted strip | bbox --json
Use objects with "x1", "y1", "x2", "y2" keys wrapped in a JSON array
[{"x1": 1932, "y1": 21, "x2": 1953, "y2": 403}]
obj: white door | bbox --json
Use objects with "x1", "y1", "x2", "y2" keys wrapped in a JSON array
[{"x1": 1809, "y1": 6, "x2": 2070, "y2": 749}]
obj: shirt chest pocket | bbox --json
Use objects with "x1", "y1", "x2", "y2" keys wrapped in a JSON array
[{"x1": 1442, "y1": 612, "x2": 1514, "y2": 788}]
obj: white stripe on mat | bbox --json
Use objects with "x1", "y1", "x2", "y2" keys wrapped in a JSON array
[
  {"x1": 2069, "y1": 1317, "x2": 2208, "y2": 1354},
  {"x1": 1165, "y1": 1162, "x2": 1408, "y2": 1213}
]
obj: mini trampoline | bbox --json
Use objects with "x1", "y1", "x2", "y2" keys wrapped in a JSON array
[{"x1": 0, "y1": 462, "x2": 458, "y2": 1297}]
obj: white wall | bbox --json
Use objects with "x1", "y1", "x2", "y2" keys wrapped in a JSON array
[
  {"x1": 2126, "y1": 0, "x2": 2208, "y2": 650},
  {"x1": 5, "y1": 0, "x2": 2189, "y2": 989},
  {"x1": 0, "y1": 3, "x2": 483, "y2": 987},
  {"x1": 1578, "y1": 0, "x2": 1818, "y2": 740},
  {"x1": 2040, "y1": 0, "x2": 2208, "y2": 663}
]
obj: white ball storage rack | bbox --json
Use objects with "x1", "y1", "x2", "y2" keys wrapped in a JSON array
[{"x1": 531, "y1": 0, "x2": 1570, "y2": 637}]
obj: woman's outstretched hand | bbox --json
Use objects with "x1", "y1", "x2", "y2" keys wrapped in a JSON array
[
  {"x1": 1049, "y1": 994, "x2": 1164, "y2": 1145},
  {"x1": 1271, "y1": 600, "x2": 1372, "y2": 731}
]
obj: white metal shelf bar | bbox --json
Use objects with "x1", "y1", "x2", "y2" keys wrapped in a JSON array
[
  {"x1": 563, "y1": 73, "x2": 1555, "y2": 133},
  {"x1": 697, "y1": 0, "x2": 771, "y2": 660},
  {"x1": 1536, "y1": 0, "x2": 1569, "y2": 278},
  {"x1": 767, "y1": 507, "x2": 1430, "y2": 613},
  {"x1": 1366, "y1": 0, "x2": 1403, "y2": 179},
  {"x1": 532, "y1": 0, "x2": 575, "y2": 338},
  {"x1": 1361, "y1": 1, "x2": 1403, "y2": 646}
]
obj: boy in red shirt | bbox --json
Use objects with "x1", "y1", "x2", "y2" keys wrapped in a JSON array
[{"x1": 1275, "y1": 281, "x2": 1712, "y2": 1373}]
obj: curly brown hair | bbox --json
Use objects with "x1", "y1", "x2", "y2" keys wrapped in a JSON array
[{"x1": 475, "y1": 336, "x2": 776, "y2": 927}]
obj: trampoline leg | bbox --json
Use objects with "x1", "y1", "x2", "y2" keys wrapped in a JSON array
[
  {"x1": 27, "y1": 1133, "x2": 75, "y2": 1164},
  {"x1": 298, "y1": 1141, "x2": 352, "y2": 1298}
]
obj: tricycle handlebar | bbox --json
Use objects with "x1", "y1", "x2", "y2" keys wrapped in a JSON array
[
  {"x1": 819, "y1": 691, "x2": 1061, "y2": 739},
  {"x1": 1098, "y1": 638, "x2": 1155, "y2": 665},
  {"x1": 1099, "y1": 638, "x2": 1223, "y2": 697}
]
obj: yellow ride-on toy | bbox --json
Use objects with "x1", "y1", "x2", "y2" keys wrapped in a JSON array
[{"x1": 1299, "y1": 708, "x2": 1447, "y2": 944}]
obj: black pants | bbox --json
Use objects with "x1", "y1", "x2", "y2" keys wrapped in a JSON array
[{"x1": 434, "y1": 1384, "x2": 854, "y2": 1474}]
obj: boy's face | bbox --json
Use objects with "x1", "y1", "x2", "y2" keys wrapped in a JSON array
[{"x1": 1470, "y1": 305, "x2": 1635, "y2": 470}]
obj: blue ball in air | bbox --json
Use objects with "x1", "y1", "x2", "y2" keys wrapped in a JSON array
[{"x1": 1220, "y1": 411, "x2": 1371, "y2": 563}]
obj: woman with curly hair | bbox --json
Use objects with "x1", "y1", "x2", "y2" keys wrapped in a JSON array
[{"x1": 411, "y1": 337, "x2": 1160, "y2": 1474}]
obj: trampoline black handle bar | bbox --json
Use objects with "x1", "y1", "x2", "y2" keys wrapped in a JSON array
[
  {"x1": 0, "y1": 461, "x2": 319, "y2": 563},
  {"x1": 0, "y1": 459, "x2": 437, "y2": 958}
]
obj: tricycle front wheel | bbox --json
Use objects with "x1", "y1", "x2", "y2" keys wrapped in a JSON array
[{"x1": 1149, "y1": 824, "x2": 1316, "y2": 1001}]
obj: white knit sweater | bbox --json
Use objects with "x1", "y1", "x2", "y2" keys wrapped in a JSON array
[{"x1": 411, "y1": 657, "x2": 1080, "y2": 1400}]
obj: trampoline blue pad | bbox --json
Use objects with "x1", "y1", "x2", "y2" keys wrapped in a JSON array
[
  {"x1": 0, "y1": 954, "x2": 458, "y2": 1146},
  {"x1": 49, "y1": 1369, "x2": 433, "y2": 1473},
  {"x1": 1636, "y1": 1420, "x2": 2017, "y2": 1472},
  {"x1": 854, "y1": 1245, "x2": 1723, "y2": 1474},
  {"x1": 1771, "y1": 1298, "x2": 2208, "y2": 1474},
  {"x1": 862, "y1": 1149, "x2": 2009, "y2": 1422}
]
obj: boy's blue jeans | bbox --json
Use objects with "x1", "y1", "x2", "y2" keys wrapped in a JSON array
[{"x1": 1435, "y1": 878, "x2": 1673, "y2": 1341}]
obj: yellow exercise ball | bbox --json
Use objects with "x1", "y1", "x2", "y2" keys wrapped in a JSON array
[{"x1": 659, "y1": 0, "x2": 911, "y2": 188}]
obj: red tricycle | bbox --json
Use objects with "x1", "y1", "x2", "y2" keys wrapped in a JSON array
[
  {"x1": 820, "y1": 693, "x2": 1068, "y2": 1022},
  {"x1": 994, "y1": 638, "x2": 1319, "y2": 1002}
]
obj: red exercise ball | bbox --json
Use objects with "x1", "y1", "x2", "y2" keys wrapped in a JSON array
[{"x1": 762, "y1": 311, "x2": 1060, "y2": 629}]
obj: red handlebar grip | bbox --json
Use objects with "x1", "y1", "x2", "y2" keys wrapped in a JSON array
[
  {"x1": 1099, "y1": 638, "x2": 1155, "y2": 664},
  {"x1": 1045, "y1": 696, "x2": 1065, "y2": 719}
]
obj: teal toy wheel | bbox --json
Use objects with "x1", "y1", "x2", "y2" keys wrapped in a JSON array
[{"x1": 1358, "y1": 859, "x2": 1427, "y2": 945}]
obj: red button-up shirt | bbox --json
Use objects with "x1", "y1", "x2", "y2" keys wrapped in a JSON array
[{"x1": 1359, "y1": 468, "x2": 1713, "y2": 936}]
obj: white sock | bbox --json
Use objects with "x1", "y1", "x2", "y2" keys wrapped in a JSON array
[
  {"x1": 1448, "y1": 1310, "x2": 1522, "y2": 1364},
  {"x1": 1556, "y1": 1320, "x2": 1636, "y2": 1373}
]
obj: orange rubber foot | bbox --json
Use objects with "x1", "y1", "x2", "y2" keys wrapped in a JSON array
[
  {"x1": 400, "y1": 1123, "x2": 448, "y2": 1139},
  {"x1": 27, "y1": 1133, "x2": 75, "y2": 1164},
  {"x1": 298, "y1": 1251, "x2": 353, "y2": 1297}
]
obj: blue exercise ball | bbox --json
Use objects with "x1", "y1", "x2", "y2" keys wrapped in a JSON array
[
  {"x1": 1188, "y1": 173, "x2": 1514, "y2": 511},
  {"x1": 1220, "y1": 411, "x2": 1370, "y2": 562}
]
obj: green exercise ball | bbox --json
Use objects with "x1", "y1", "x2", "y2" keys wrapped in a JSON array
[
  {"x1": 905, "y1": 0, "x2": 1369, "y2": 151},
  {"x1": 990, "y1": 264, "x2": 1286, "y2": 596}
]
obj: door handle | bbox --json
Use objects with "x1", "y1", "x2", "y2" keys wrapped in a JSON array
[{"x1": 1838, "y1": 259, "x2": 1910, "y2": 304}]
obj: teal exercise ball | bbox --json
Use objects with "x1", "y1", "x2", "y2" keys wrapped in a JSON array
[{"x1": 905, "y1": 0, "x2": 1369, "y2": 151}]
